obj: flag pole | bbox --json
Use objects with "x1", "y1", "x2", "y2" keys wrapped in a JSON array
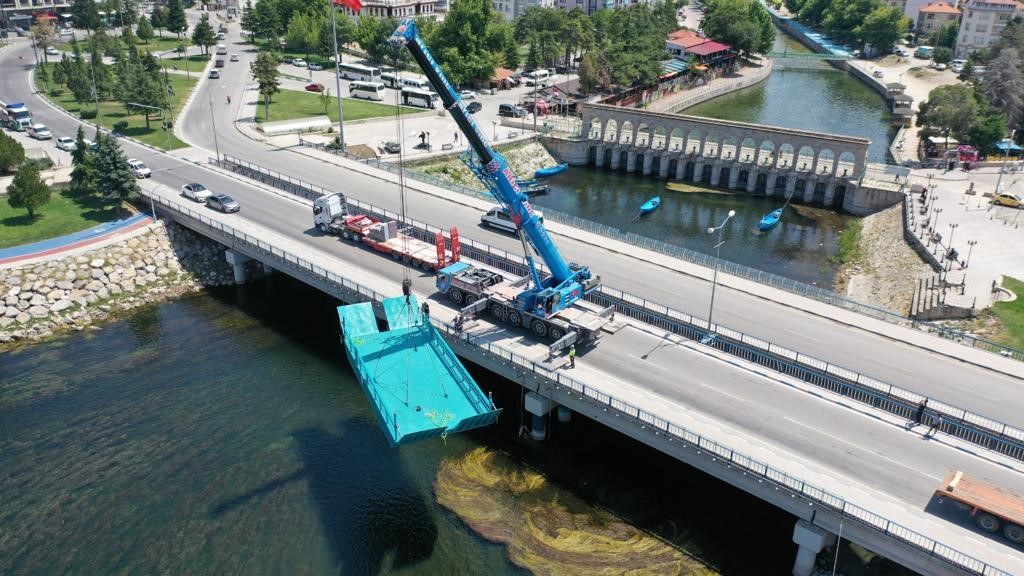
[{"x1": 330, "y1": 0, "x2": 346, "y2": 152}]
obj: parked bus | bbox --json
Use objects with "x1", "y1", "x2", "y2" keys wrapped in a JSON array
[
  {"x1": 400, "y1": 87, "x2": 437, "y2": 109},
  {"x1": 350, "y1": 81, "x2": 385, "y2": 101},
  {"x1": 381, "y1": 72, "x2": 402, "y2": 89},
  {"x1": 523, "y1": 69, "x2": 551, "y2": 86},
  {"x1": 338, "y1": 62, "x2": 381, "y2": 82}
]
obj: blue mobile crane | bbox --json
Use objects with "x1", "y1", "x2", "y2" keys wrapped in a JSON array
[{"x1": 390, "y1": 19, "x2": 611, "y2": 346}]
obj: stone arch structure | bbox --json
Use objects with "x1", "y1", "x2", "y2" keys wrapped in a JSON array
[
  {"x1": 685, "y1": 129, "x2": 702, "y2": 155},
  {"x1": 815, "y1": 149, "x2": 835, "y2": 175},
  {"x1": 777, "y1": 143, "x2": 796, "y2": 169},
  {"x1": 588, "y1": 117, "x2": 602, "y2": 140},
  {"x1": 703, "y1": 133, "x2": 721, "y2": 158},
  {"x1": 669, "y1": 128, "x2": 685, "y2": 152},
  {"x1": 652, "y1": 125, "x2": 668, "y2": 149},
  {"x1": 836, "y1": 151, "x2": 857, "y2": 178},
  {"x1": 796, "y1": 146, "x2": 816, "y2": 172},
  {"x1": 635, "y1": 122, "x2": 651, "y2": 147},
  {"x1": 619, "y1": 121, "x2": 634, "y2": 145},
  {"x1": 721, "y1": 136, "x2": 739, "y2": 162},
  {"x1": 758, "y1": 141, "x2": 776, "y2": 167},
  {"x1": 740, "y1": 138, "x2": 757, "y2": 164},
  {"x1": 605, "y1": 119, "x2": 618, "y2": 142}
]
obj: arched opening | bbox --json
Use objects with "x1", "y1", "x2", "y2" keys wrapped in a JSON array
[
  {"x1": 685, "y1": 130, "x2": 702, "y2": 156},
  {"x1": 774, "y1": 176, "x2": 788, "y2": 194},
  {"x1": 719, "y1": 166, "x2": 732, "y2": 187},
  {"x1": 603, "y1": 148, "x2": 613, "y2": 165},
  {"x1": 815, "y1": 148, "x2": 835, "y2": 176},
  {"x1": 740, "y1": 138, "x2": 757, "y2": 164},
  {"x1": 651, "y1": 155, "x2": 662, "y2": 175},
  {"x1": 589, "y1": 117, "x2": 603, "y2": 140},
  {"x1": 618, "y1": 150, "x2": 629, "y2": 168},
  {"x1": 739, "y1": 169, "x2": 750, "y2": 187},
  {"x1": 684, "y1": 161, "x2": 695, "y2": 180},
  {"x1": 777, "y1": 143, "x2": 796, "y2": 170},
  {"x1": 796, "y1": 146, "x2": 816, "y2": 173},
  {"x1": 758, "y1": 141, "x2": 776, "y2": 167},
  {"x1": 605, "y1": 119, "x2": 618, "y2": 142},
  {"x1": 721, "y1": 136, "x2": 739, "y2": 162},
  {"x1": 701, "y1": 163, "x2": 713, "y2": 181},
  {"x1": 588, "y1": 146, "x2": 597, "y2": 164},
  {"x1": 668, "y1": 158, "x2": 679, "y2": 175},
  {"x1": 837, "y1": 151, "x2": 856, "y2": 178},
  {"x1": 652, "y1": 125, "x2": 668, "y2": 149},
  {"x1": 703, "y1": 133, "x2": 721, "y2": 158},
  {"x1": 635, "y1": 122, "x2": 651, "y2": 146},
  {"x1": 756, "y1": 172, "x2": 768, "y2": 193},
  {"x1": 669, "y1": 128, "x2": 685, "y2": 152},
  {"x1": 619, "y1": 121, "x2": 635, "y2": 145}
]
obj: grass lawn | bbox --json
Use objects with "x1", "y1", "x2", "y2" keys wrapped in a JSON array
[
  {"x1": 35, "y1": 63, "x2": 197, "y2": 150},
  {"x1": 0, "y1": 186, "x2": 121, "y2": 249},
  {"x1": 133, "y1": 35, "x2": 193, "y2": 54},
  {"x1": 157, "y1": 53, "x2": 210, "y2": 66},
  {"x1": 254, "y1": 89, "x2": 418, "y2": 123},
  {"x1": 984, "y1": 276, "x2": 1024, "y2": 350}
]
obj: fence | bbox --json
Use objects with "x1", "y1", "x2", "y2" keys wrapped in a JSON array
[
  {"x1": 210, "y1": 155, "x2": 1024, "y2": 462},
  {"x1": 145, "y1": 188, "x2": 1015, "y2": 576}
]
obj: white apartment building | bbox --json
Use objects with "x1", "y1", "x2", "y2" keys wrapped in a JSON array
[
  {"x1": 340, "y1": 0, "x2": 435, "y2": 19},
  {"x1": 492, "y1": 0, "x2": 552, "y2": 21},
  {"x1": 955, "y1": 0, "x2": 1024, "y2": 57}
]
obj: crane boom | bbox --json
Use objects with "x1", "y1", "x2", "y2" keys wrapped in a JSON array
[{"x1": 390, "y1": 19, "x2": 599, "y2": 319}]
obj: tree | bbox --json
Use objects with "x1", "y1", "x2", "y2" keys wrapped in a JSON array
[
  {"x1": 0, "y1": 131, "x2": 26, "y2": 174},
  {"x1": 191, "y1": 13, "x2": 217, "y2": 56},
  {"x1": 957, "y1": 60, "x2": 974, "y2": 82},
  {"x1": 69, "y1": 126, "x2": 96, "y2": 196},
  {"x1": 94, "y1": 134, "x2": 139, "y2": 209},
  {"x1": 317, "y1": 7, "x2": 356, "y2": 62},
  {"x1": 7, "y1": 164, "x2": 51, "y2": 220},
  {"x1": 286, "y1": 9, "x2": 326, "y2": 59},
  {"x1": 241, "y1": 0, "x2": 257, "y2": 42},
  {"x1": 355, "y1": 15, "x2": 400, "y2": 66},
  {"x1": 136, "y1": 15, "x2": 154, "y2": 44},
  {"x1": 601, "y1": 4, "x2": 673, "y2": 86},
  {"x1": 969, "y1": 110, "x2": 1008, "y2": 156},
  {"x1": 515, "y1": 7, "x2": 566, "y2": 68},
  {"x1": 933, "y1": 46, "x2": 952, "y2": 64},
  {"x1": 923, "y1": 84, "x2": 978, "y2": 145},
  {"x1": 701, "y1": 0, "x2": 768, "y2": 56},
  {"x1": 577, "y1": 51, "x2": 607, "y2": 93},
  {"x1": 853, "y1": 6, "x2": 909, "y2": 53},
  {"x1": 53, "y1": 55, "x2": 69, "y2": 87},
  {"x1": 37, "y1": 60, "x2": 50, "y2": 91},
  {"x1": 251, "y1": 49, "x2": 281, "y2": 119},
  {"x1": 931, "y1": 21, "x2": 958, "y2": 49},
  {"x1": 150, "y1": 6, "x2": 167, "y2": 37},
  {"x1": 31, "y1": 16, "x2": 58, "y2": 64},
  {"x1": 252, "y1": 0, "x2": 281, "y2": 43},
  {"x1": 165, "y1": 0, "x2": 188, "y2": 38},
  {"x1": 71, "y1": 0, "x2": 100, "y2": 31},
  {"x1": 984, "y1": 47, "x2": 1024, "y2": 129}
]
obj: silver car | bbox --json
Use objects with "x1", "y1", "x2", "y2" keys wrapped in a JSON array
[{"x1": 206, "y1": 193, "x2": 240, "y2": 213}]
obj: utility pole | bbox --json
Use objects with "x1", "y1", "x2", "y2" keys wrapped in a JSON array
[
  {"x1": 208, "y1": 92, "x2": 221, "y2": 161},
  {"x1": 993, "y1": 129, "x2": 1017, "y2": 196},
  {"x1": 329, "y1": 1, "x2": 345, "y2": 151}
]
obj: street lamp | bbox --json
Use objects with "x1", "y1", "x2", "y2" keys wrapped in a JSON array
[
  {"x1": 946, "y1": 222, "x2": 958, "y2": 270},
  {"x1": 965, "y1": 240, "x2": 977, "y2": 268},
  {"x1": 932, "y1": 206, "x2": 943, "y2": 235},
  {"x1": 702, "y1": 209, "x2": 736, "y2": 344},
  {"x1": 329, "y1": 0, "x2": 346, "y2": 151},
  {"x1": 208, "y1": 92, "x2": 221, "y2": 162},
  {"x1": 993, "y1": 129, "x2": 1017, "y2": 196},
  {"x1": 492, "y1": 120, "x2": 498, "y2": 141}
]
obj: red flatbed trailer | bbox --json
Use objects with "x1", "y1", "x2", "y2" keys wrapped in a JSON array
[
  {"x1": 935, "y1": 470, "x2": 1024, "y2": 543},
  {"x1": 340, "y1": 214, "x2": 460, "y2": 272}
]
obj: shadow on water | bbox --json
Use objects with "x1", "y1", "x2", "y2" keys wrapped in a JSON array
[{"x1": 210, "y1": 418, "x2": 438, "y2": 575}]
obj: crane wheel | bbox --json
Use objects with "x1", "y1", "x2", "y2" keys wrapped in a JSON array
[
  {"x1": 1005, "y1": 523, "x2": 1024, "y2": 544},
  {"x1": 447, "y1": 289, "x2": 463, "y2": 304},
  {"x1": 975, "y1": 513, "x2": 1000, "y2": 533},
  {"x1": 531, "y1": 319, "x2": 548, "y2": 338},
  {"x1": 490, "y1": 303, "x2": 508, "y2": 321},
  {"x1": 508, "y1": 311, "x2": 522, "y2": 326},
  {"x1": 549, "y1": 327, "x2": 564, "y2": 341},
  {"x1": 318, "y1": 223, "x2": 328, "y2": 233}
]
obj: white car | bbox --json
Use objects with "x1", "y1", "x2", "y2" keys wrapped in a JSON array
[
  {"x1": 292, "y1": 58, "x2": 306, "y2": 67},
  {"x1": 181, "y1": 182, "x2": 212, "y2": 202},
  {"x1": 951, "y1": 63, "x2": 964, "y2": 74},
  {"x1": 459, "y1": 90, "x2": 476, "y2": 100},
  {"x1": 128, "y1": 159, "x2": 152, "y2": 178},
  {"x1": 55, "y1": 136, "x2": 76, "y2": 151},
  {"x1": 230, "y1": 53, "x2": 240, "y2": 62},
  {"x1": 934, "y1": 62, "x2": 947, "y2": 71},
  {"x1": 44, "y1": 46, "x2": 59, "y2": 56},
  {"x1": 28, "y1": 123, "x2": 52, "y2": 140},
  {"x1": 308, "y1": 62, "x2": 323, "y2": 71}
]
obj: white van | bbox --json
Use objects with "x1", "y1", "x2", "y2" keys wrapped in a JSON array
[
  {"x1": 216, "y1": 43, "x2": 227, "y2": 55},
  {"x1": 128, "y1": 159, "x2": 152, "y2": 178},
  {"x1": 401, "y1": 77, "x2": 431, "y2": 91},
  {"x1": 523, "y1": 69, "x2": 551, "y2": 87},
  {"x1": 480, "y1": 205, "x2": 544, "y2": 233}
]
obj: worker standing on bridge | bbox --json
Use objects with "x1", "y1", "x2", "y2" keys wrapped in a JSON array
[
  {"x1": 927, "y1": 414, "x2": 943, "y2": 438},
  {"x1": 569, "y1": 345, "x2": 576, "y2": 369},
  {"x1": 913, "y1": 399, "x2": 928, "y2": 427}
]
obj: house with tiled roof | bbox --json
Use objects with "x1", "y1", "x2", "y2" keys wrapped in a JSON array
[{"x1": 917, "y1": 3, "x2": 962, "y2": 36}]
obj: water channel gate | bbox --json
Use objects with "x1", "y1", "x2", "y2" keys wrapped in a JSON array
[{"x1": 337, "y1": 295, "x2": 501, "y2": 447}]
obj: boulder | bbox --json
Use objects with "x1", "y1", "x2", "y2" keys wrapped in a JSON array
[
  {"x1": 119, "y1": 279, "x2": 136, "y2": 292},
  {"x1": 5, "y1": 276, "x2": 21, "y2": 287},
  {"x1": 91, "y1": 268, "x2": 106, "y2": 280},
  {"x1": 47, "y1": 290, "x2": 66, "y2": 302},
  {"x1": 56, "y1": 280, "x2": 74, "y2": 290},
  {"x1": 96, "y1": 287, "x2": 110, "y2": 299},
  {"x1": 6, "y1": 287, "x2": 20, "y2": 297},
  {"x1": 16, "y1": 312, "x2": 31, "y2": 324},
  {"x1": 65, "y1": 270, "x2": 77, "y2": 282},
  {"x1": 28, "y1": 305, "x2": 49, "y2": 317},
  {"x1": 5, "y1": 295, "x2": 19, "y2": 306},
  {"x1": 30, "y1": 294, "x2": 47, "y2": 307},
  {"x1": 85, "y1": 280, "x2": 104, "y2": 292},
  {"x1": 0, "y1": 317, "x2": 13, "y2": 329},
  {"x1": 50, "y1": 300, "x2": 72, "y2": 313},
  {"x1": 90, "y1": 258, "x2": 105, "y2": 268}
]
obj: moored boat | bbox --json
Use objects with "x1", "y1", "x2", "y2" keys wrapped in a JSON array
[
  {"x1": 535, "y1": 163, "x2": 568, "y2": 178},
  {"x1": 758, "y1": 208, "x2": 783, "y2": 231},
  {"x1": 639, "y1": 196, "x2": 661, "y2": 215}
]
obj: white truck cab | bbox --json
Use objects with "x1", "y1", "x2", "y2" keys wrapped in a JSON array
[{"x1": 313, "y1": 192, "x2": 349, "y2": 233}]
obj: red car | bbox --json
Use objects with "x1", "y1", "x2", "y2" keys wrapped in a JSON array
[{"x1": 305, "y1": 83, "x2": 325, "y2": 93}]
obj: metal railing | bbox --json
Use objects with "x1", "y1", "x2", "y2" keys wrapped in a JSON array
[
  {"x1": 146, "y1": 189, "x2": 1014, "y2": 576},
  {"x1": 209, "y1": 155, "x2": 1024, "y2": 461},
  {"x1": 283, "y1": 145, "x2": 1024, "y2": 362}
]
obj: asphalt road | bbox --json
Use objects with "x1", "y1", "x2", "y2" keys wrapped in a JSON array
[{"x1": 4, "y1": 35, "x2": 1024, "y2": 570}]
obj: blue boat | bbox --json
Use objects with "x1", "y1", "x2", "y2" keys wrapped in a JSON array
[
  {"x1": 639, "y1": 196, "x2": 661, "y2": 215},
  {"x1": 758, "y1": 208, "x2": 783, "y2": 231},
  {"x1": 517, "y1": 177, "x2": 540, "y2": 188},
  {"x1": 535, "y1": 163, "x2": 568, "y2": 178}
]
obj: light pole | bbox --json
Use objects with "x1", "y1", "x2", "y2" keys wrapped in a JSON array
[
  {"x1": 492, "y1": 120, "x2": 497, "y2": 141},
  {"x1": 965, "y1": 240, "x2": 977, "y2": 268},
  {"x1": 946, "y1": 222, "x2": 958, "y2": 270},
  {"x1": 994, "y1": 129, "x2": 1017, "y2": 196},
  {"x1": 329, "y1": 0, "x2": 346, "y2": 151},
  {"x1": 208, "y1": 92, "x2": 221, "y2": 162},
  {"x1": 931, "y1": 206, "x2": 943, "y2": 235},
  {"x1": 702, "y1": 209, "x2": 736, "y2": 344}
]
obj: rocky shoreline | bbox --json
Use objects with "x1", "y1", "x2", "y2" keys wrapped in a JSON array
[{"x1": 0, "y1": 221, "x2": 235, "y2": 346}]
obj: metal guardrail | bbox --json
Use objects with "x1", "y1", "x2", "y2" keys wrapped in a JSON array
[
  {"x1": 145, "y1": 189, "x2": 1013, "y2": 576},
  {"x1": 285, "y1": 143, "x2": 1024, "y2": 362},
  {"x1": 209, "y1": 154, "x2": 1024, "y2": 461}
]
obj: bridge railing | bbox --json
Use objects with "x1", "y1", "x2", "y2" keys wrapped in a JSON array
[
  {"x1": 274, "y1": 146, "x2": 1024, "y2": 363},
  {"x1": 209, "y1": 155, "x2": 1024, "y2": 461},
  {"x1": 147, "y1": 190, "x2": 1012, "y2": 576}
]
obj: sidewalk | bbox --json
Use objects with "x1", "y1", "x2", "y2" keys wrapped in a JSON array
[{"x1": 0, "y1": 212, "x2": 153, "y2": 267}]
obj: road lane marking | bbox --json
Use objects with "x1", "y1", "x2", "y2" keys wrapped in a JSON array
[
  {"x1": 783, "y1": 417, "x2": 943, "y2": 482},
  {"x1": 698, "y1": 382, "x2": 747, "y2": 403}
]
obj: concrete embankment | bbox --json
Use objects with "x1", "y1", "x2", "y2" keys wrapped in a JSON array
[{"x1": 0, "y1": 221, "x2": 235, "y2": 345}]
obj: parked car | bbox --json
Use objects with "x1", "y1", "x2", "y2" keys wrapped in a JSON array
[
  {"x1": 951, "y1": 63, "x2": 964, "y2": 74},
  {"x1": 282, "y1": 57, "x2": 294, "y2": 64},
  {"x1": 305, "y1": 82, "x2": 325, "y2": 92},
  {"x1": 993, "y1": 193, "x2": 1023, "y2": 208},
  {"x1": 381, "y1": 140, "x2": 401, "y2": 154},
  {"x1": 209, "y1": 69, "x2": 220, "y2": 79},
  {"x1": 934, "y1": 62, "x2": 947, "y2": 71},
  {"x1": 44, "y1": 46, "x2": 59, "y2": 56},
  {"x1": 481, "y1": 205, "x2": 544, "y2": 232},
  {"x1": 181, "y1": 182, "x2": 212, "y2": 202},
  {"x1": 459, "y1": 90, "x2": 476, "y2": 100},
  {"x1": 206, "y1": 193, "x2": 240, "y2": 213},
  {"x1": 466, "y1": 101, "x2": 482, "y2": 114},
  {"x1": 55, "y1": 136, "x2": 76, "y2": 151},
  {"x1": 292, "y1": 58, "x2": 306, "y2": 67},
  {"x1": 28, "y1": 123, "x2": 52, "y2": 140},
  {"x1": 872, "y1": 69, "x2": 884, "y2": 78},
  {"x1": 215, "y1": 59, "x2": 225, "y2": 68},
  {"x1": 498, "y1": 103, "x2": 527, "y2": 118},
  {"x1": 230, "y1": 53, "x2": 240, "y2": 62},
  {"x1": 128, "y1": 159, "x2": 152, "y2": 178},
  {"x1": 308, "y1": 62, "x2": 323, "y2": 71}
]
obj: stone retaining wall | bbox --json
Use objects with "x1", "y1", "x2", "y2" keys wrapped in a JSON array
[{"x1": 0, "y1": 221, "x2": 235, "y2": 345}]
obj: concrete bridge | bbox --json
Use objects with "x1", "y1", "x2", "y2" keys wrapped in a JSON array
[{"x1": 548, "y1": 103, "x2": 881, "y2": 213}]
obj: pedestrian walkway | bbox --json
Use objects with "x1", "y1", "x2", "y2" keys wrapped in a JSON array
[{"x1": 0, "y1": 212, "x2": 153, "y2": 266}]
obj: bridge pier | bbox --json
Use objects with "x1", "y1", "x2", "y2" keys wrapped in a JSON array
[
  {"x1": 609, "y1": 147, "x2": 621, "y2": 170},
  {"x1": 728, "y1": 164, "x2": 740, "y2": 190},
  {"x1": 658, "y1": 155, "x2": 670, "y2": 178},
  {"x1": 746, "y1": 168, "x2": 758, "y2": 193},
  {"x1": 675, "y1": 157, "x2": 686, "y2": 180},
  {"x1": 792, "y1": 520, "x2": 836, "y2": 576},
  {"x1": 765, "y1": 171, "x2": 778, "y2": 197},
  {"x1": 823, "y1": 179, "x2": 837, "y2": 206},
  {"x1": 524, "y1": 391, "x2": 553, "y2": 441},
  {"x1": 594, "y1": 144, "x2": 605, "y2": 167},
  {"x1": 710, "y1": 162, "x2": 722, "y2": 187},
  {"x1": 626, "y1": 150, "x2": 637, "y2": 173},
  {"x1": 557, "y1": 405, "x2": 572, "y2": 422},
  {"x1": 692, "y1": 159, "x2": 704, "y2": 183},
  {"x1": 785, "y1": 174, "x2": 797, "y2": 198},
  {"x1": 225, "y1": 249, "x2": 251, "y2": 285},
  {"x1": 642, "y1": 152, "x2": 653, "y2": 176},
  {"x1": 802, "y1": 176, "x2": 816, "y2": 203}
]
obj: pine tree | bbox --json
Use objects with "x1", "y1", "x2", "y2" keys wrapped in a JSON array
[
  {"x1": 94, "y1": 135, "x2": 139, "y2": 211},
  {"x1": 53, "y1": 54, "x2": 69, "y2": 87},
  {"x1": 150, "y1": 6, "x2": 167, "y2": 37},
  {"x1": 69, "y1": 126, "x2": 96, "y2": 196},
  {"x1": 191, "y1": 13, "x2": 216, "y2": 56},
  {"x1": 0, "y1": 131, "x2": 26, "y2": 175},
  {"x1": 136, "y1": 15, "x2": 154, "y2": 44},
  {"x1": 37, "y1": 62, "x2": 51, "y2": 92},
  {"x1": 240, "y1": 0, "x2": 257, "y2": 42},
  {"x1": 251, "y1": 50, "x2": 280, "y2": 120},
  {"x1": 6, "y1": 164, "x2": 51, "y2": 220},
  {"x1": 165, "y1": 0, "x2": 188, "y2": 39}
]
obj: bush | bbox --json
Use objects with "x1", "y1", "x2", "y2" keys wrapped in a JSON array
[{"x1": 79, "y1": 108, "x2": 98, "y2": 119}]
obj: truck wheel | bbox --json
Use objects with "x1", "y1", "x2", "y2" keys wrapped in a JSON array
[
  {"x1": 549, "y1": 327, "x2": 564, "y2": 341},
  {"x1": 531, "y1": 319, "x2": 548, "y2": 338},
  {"x1": 391, "y1": 251, "x2": 401, "y2": 260},
  {"x1": 318, "y1": 223, "x2": 328, "y2": 233},
  {"x1": 1004, "y1": 523, "x2": 1024, "y2": 544},
  {"x1": 490, "y1": 303, "x2": 508, "y2": 321},
  {"x1": 447, "y1": 288, "x2": 464, "y2": 305},
  {"x1": 507, "y1": 311, "x2": 522, "y2": 326},
  {"x1": 421, "y1": 261, "x2": 433, "y2": 272},
  {"x1": 976, "y1": 513, "x2": 1001, "y2": 533}
]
